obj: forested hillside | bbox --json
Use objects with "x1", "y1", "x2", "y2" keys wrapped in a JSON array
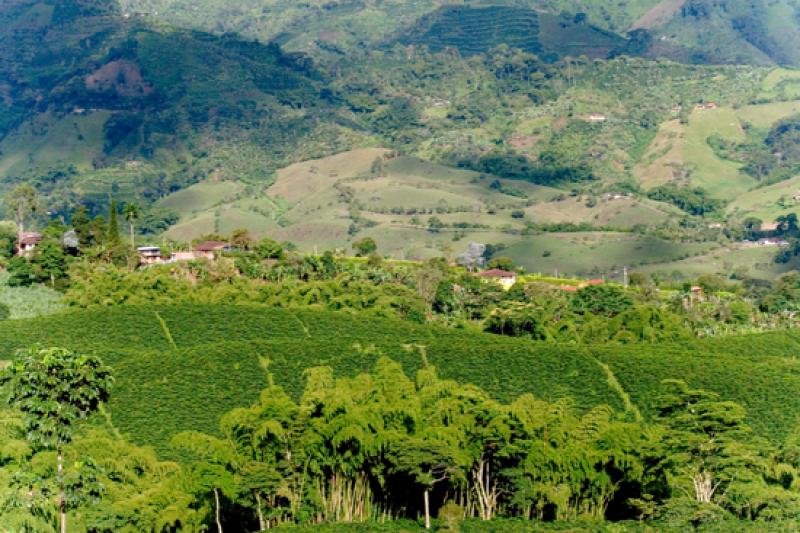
[
  {"x1": 118, "y1": 0, "x2": 800, "y2": 67},
  {"x1": 0, "y1": 0, "x2": 366, "y2": 217}
]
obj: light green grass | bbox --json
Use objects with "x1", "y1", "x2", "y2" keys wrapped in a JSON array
[
  {"x1": 0, "y1": 273, "x2": 64, "y2": 319},
  {"x1": 728, "y1": 174, "x2": 800, "y2": 222},
  {"x1": 504, "y1": 232, "x2": 716, "y2": 276},
  {"x1": 156, "y1": 181, "x2": 244, "y2": 219},
  {"x1": 683, "y1": 108, "x2": 753, "y2": 199},
  {"x1": 0, "y1": 111, "x2": 108, "y2": 178},
  {"x1": 737, "y1": 101, "x2": 800, "y2": 128},
  {"x1": 164, "y1": 211, "x2": 216, "y2": 241},
  {"x1": 635, "y1": 245, "x2": 799, "y2": 280}
]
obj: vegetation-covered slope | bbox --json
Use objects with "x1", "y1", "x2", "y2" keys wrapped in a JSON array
[
  {"x1": 394, "y1": 6, "x2": 625, "y2": 60},
  {"x1": 119, "y1": 0, "x2": 800, "y2": 68},
  {"x1": 1, "y1": 304, "x2": 800, "y2": 453},
  {"x1": 0, "y1": 0, "x2": 366, "y2": 216}
]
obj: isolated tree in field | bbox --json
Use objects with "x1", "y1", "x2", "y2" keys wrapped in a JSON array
[
  {"x1": 4, "y1": 184, "x2": 38, "y2": 254},
  {"x1": 777, "y1": 213, "x2": 799, "y2": 236},
  {"x1": 1, "y1": 346, "x2": 113, "y2": 533},
  {"x1": 123, "y1": 203, "x2": 139, "y2": 248},
  {"x1": 352, "y1": 237, "x2": 377, "y2": 256}
]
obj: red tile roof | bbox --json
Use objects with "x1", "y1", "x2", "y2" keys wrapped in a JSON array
[
  {"x1": 194, "y1": 241, "x2": 230, "y2": 252},
  {"x1": 19, "y1": 232, "x2": 42, "y2": 246}
]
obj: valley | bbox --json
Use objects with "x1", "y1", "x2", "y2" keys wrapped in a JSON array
[{"x1": 3, "y1": 1, "x2": 800, "y2": 531}]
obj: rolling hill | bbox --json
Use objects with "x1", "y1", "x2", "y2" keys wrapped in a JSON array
[{"x1": 2, "y1": 0, "x2": 800, "y2": 282}]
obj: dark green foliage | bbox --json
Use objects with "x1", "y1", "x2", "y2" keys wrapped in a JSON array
[
  {"x1": 2, "y1": 345, "x2": 113, "y2": 449},
  {"x1": 106, "y1": 199, "x2": 120, "y2": 244},
  {"x1": 459, "y1": 149, "x2": 594, "y2": 186},
  {"x1": 647, "y1": 184, "x2": 722, "y2": 216},
  {"x1": 759, "y1": 272, "x2": 800, "y2": 312},
  {"x1": 571, "y1": 284, "x2": 634, "y2": 318},
  {"x1": 396, "y1": 6, "x2": 624, "y2": 60},
  {"x1": 486, "y1": 256, "x2": 515, "y2": 271},
  {"x1": 397, "y1": 6, "x2": 543, "y2": 56},
  {"x1": 352, "y1": 237, "x2": 377, "y2": 257},
  {"x1": 0, "y1": 304, "x2": 797, "y2": 466}
]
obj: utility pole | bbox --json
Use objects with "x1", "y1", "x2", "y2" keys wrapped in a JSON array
[{"x1": 623, "y1": 266, "x2": 629, "y2": 288}]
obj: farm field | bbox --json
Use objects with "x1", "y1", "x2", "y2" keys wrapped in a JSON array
[
  {"x1": 634, "y1": 244, "x2": 800, "y2": 280},
  {"x1": 156, "y1": 180, "x2": 245, "y2": 218},
  {"x1": 157, "y1": 149, "x2": 709, "y2": 276},
  {"x1": 1, "y1": 304, "x2": 799, "y2": 456},
  {"x1": 503, "y1": 232, "x2": 717, "y2": 276},
  {"x1": 728, "y1": 174, "x2": 800, "y2": 222},
  {"x1": 636, "y1": 98, "x2": 800, "y2": 203}
]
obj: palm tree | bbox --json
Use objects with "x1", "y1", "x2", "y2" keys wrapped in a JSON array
[{"x1": 123, "y1": 203, "x2": 140, "y2": 248}]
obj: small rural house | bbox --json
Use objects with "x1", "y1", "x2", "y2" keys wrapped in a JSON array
[
  {"x1": 587, "y1": 113, "x2": 607, "y2": 122},
  {"x1": 477, "y1": 269, "x2": 517, "y2": 290},
  {"x1": 193, "y1": 241, "x2": 233, "y2": 260},
  {"x1": 137, "y1": 246, "x2": 163, "y2": 265},
  {"x1": 18, "y1": 232, "x2": 42, "y2": 256}
]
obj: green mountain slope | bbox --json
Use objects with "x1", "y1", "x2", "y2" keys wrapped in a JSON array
[
  {"x1": 119, "y1": 0, "x2": 800, "y2": 68},
  {"x1": 394, "y1": 6, "x2": 625, "y2": 60},
  {"x1": 648, "y1": 0, "x2": 800, "y2": 66},
  {"x1": 0, "y1": 0, "x2": 366, "y2": 215}
]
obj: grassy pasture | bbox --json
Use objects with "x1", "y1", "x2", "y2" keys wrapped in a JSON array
[
  {"x1": 737, "y1": 100, "x2": 800, "y2": 128},
  {"x1": 634, "y1": 245, "x2": 799, "y2": 280},
  {"x1": 728, "y1": 174, "x2": 800, "y2": 222},
  {"x1": 526, "y1": 196, "x2": 675, "y2": 226},
  {"x1": 758, "y1": 68, "x2": 800, "y2": 100},
  {"x1": 682, "y1": 108, "x2": 751, "y2": 199},
  {"x1": 156, "y1": 180, "x2": 244, "y2": 218},
  {"x1": 0, "y1": 111, "x2": 108, "y2": 179},
  {"x1": 504, "y1": 232, "x2": 716, "y2": 275},
  {"x1": 1, "y1": 305, "x2": 800, "y2": 455}
]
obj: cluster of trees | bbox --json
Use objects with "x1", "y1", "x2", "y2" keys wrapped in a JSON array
[
  {"x1": 2, "y1": 186, "x2": 142, "y2": 288},
  {"x1": 5, "y1": 346, "x2": 800, "y2": 530},
  {"x1": 458, "y1": 149, "x2": 594, "y2": 187},
  {"x1": 646, "y1": 184, "x2": 722, "y2": 216},
  {"x1": 485, "y1": 284, "x2": 692, "y2": 343},
  {"x1": 710, "y1": 115, "x2": 800, "y2": 185}
]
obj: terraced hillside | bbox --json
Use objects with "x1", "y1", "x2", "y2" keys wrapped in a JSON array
[
  {"x1": 396, "y1": 6, "x2": 624, "y2": 59},
  {"x1": 1, "y1": 304, "x2": 799, "y2": 454}
]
